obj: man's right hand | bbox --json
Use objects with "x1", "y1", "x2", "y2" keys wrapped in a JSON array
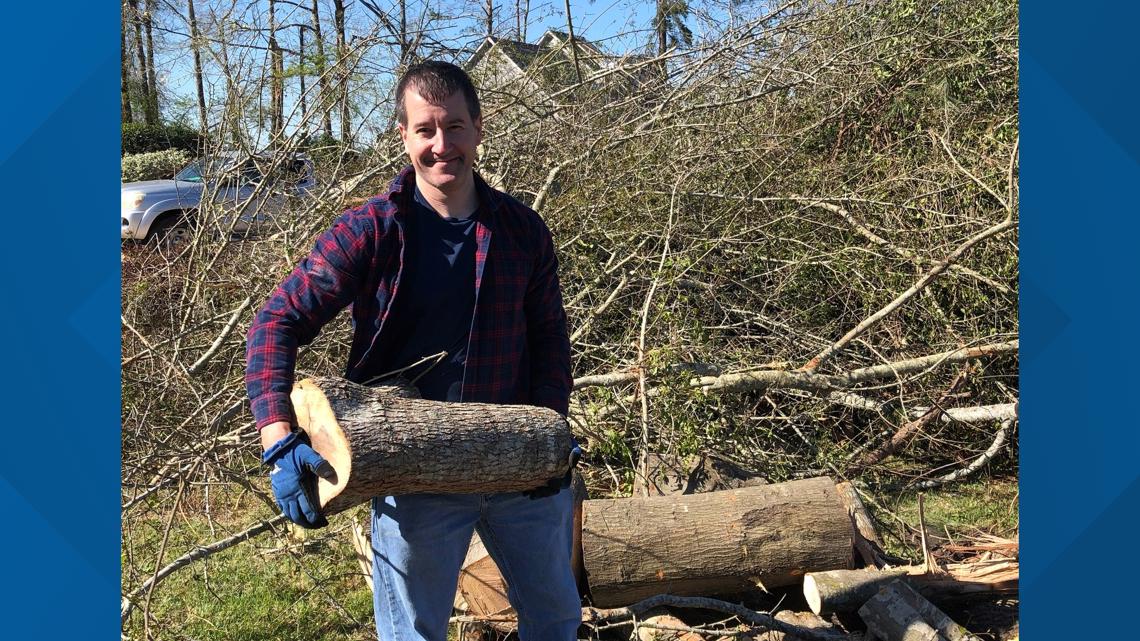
[{"x1": 261, "y1": 429, "x2": 336, "y2": 529}]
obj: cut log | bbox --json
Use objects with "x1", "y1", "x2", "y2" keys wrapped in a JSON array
[
  {"x1": 858, "y1": 580, "x2": 984, "y2": 641},
  {"x1": 581, "y1": 477, "x2": 854, "y2": 607},
  {"x1": 858, "y1": 581, "x2": 948, "y2": 641},
  {"x1": 834, "y1": 481, "x2": 889, "y2": 568},
  {"x1": 349, "y1": 517, "x2": 374, "y2": 592},
  {"x1": 289, "y1": 376, "x2": 573, "y2": 516},
  {"x1": 804, "y1": 559, "x2": 1019, "y2": 616},
  {"x1": 804, "y1": 567, "x2": 910, "y2": 617},
  {"x1": 885, "y1": 580, "x2": 984, "y2": 641}
]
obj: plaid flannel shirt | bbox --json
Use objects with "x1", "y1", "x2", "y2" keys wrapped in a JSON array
[{"x1": 245, "y1": 166, "x2": 572, "y2": 429}]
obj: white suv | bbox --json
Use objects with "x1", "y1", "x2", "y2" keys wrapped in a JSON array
[{"x1": 121, "y1": 152, "x2": 317, "y2": 245}]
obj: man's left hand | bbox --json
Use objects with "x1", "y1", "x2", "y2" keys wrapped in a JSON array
[{"x1": 524, "y1": 436, "x2": 581, "y2": 499}]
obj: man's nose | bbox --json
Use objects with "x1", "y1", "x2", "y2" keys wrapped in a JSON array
[{"x1": 431, "y1": 130, "x2": 450, "y2": 154}]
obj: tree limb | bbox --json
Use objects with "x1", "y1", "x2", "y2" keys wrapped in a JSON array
[
  {"x1": 801, "y1": 218, "x2": 1016, "y2": 371},
  {"x1": 583, "y1": 594, "x2": 848, "y2": 641}
]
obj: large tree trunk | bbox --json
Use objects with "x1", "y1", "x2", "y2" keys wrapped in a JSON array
[
  {"x1": 289, "y1": 377, "x2": 573, "y2": 516},
  {"x1": 127, "y1": 0, "x2": 155, "y2": 125},
  {"x1": 120, "y1": 7, "x2": 133, "y2": 123},
  {"x1": 310, "y1": 0, "x2": 333, "y2": 138},
  {"x1": 298, "y1": 26, "x2": 307, "y2": 118},
  {"x1": 333, "y1": 0, "x2": 351, "y2": 145},
  {"x1": 803, "y1": 560, "x2": 1019, "y2": 617},
  {"x1": 582, "y1": 477, "x2": 853, "y2": 607},
  {"x1": 398, "y1": 0, "x2": 409, "y2": 65},
  {"x1": 268, "y1": 0, "x2": 284, "y2": 140},
  {"x1": 187, "y1": 0, "x2": 208, "y2": 133},
  {"x1": 144, "y1": 0, "x2": 160, "y2": 124}
]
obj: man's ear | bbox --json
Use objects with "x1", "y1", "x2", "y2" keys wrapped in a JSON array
[
  {"x1": 397, "y1": 122, "x2": 407, "y2": 143},
  {"x1": 474, "y1": 117, "x2": 483, "y2": 143}
]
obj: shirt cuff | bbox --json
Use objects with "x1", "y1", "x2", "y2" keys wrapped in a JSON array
[{"x1": 251, "y1": 392, "x2": 295, "y2": 430}]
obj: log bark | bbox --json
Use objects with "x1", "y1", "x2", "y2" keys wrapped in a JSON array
[
  {"x1": 804, "y1": 567, "x2": 911, "y2": 616},
  {"x1": 290, "y1": 377, "x2": 572, "y2": 516},
  {"x1": 833, "y1": 481, "x2": 886, "y2": 568},
  {"x1": 804, "y1": 560, "x2": 1019, "y2": 616},
  {"x1": 857, "y1": 580, "x2": 985, "y2": 641},
  {"x1": 858, "y1": 581, "x2": 948, "y2": 641},
  {"x1": 883, "y1": 581, "x2": 984, "y2": 641},
  {"x1": 582, "y1": 477, "x2": 853, "y2": 607}
]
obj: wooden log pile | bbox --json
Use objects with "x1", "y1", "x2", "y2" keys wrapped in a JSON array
[{"x1": 288, "y1": 379, "x2": 1017, "y2": 640}]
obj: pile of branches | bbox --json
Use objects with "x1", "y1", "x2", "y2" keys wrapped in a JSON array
[
  {"x1": 121, "y1": 0, "x2": 1018, "y2": 636},
  {"x1": 478, "y1": 0, "x2": 1019, "y2": 495}
]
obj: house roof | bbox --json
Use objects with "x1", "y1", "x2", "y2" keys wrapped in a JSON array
[
  {"x1": 465, "y1": 29, "x2": 657, "y2": 95},
  {"x1": 467, "y1": 29, "x2": 607, "y2": 73}
]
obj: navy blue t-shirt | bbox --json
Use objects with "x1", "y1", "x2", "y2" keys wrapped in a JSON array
[{"x1": 386, "y1": 187, "x2": 478, "y2": 401}]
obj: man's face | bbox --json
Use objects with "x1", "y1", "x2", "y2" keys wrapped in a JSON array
[{"x1": 398, "y1": 87, "x2": 482, "y2": 195}]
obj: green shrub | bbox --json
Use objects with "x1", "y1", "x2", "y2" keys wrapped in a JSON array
[
  {"x1": 122, "y1": 122, "x2": 202, "y2": 155},
  {"x1": 121, "y1": 149, "x2": 193, "y2": 182}
]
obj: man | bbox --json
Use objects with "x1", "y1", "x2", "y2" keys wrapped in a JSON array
[{"x1": 245, "y1": 61, "x2": 582, "y2": 640}]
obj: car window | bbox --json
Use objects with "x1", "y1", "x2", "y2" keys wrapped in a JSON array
[{"x1": 175, "y1": 161, "x2": 204, "y2": 183}]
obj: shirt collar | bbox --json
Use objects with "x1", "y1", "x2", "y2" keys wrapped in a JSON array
[{"x1": 391, "y1": 165, "x2": 504, "y2": 217}]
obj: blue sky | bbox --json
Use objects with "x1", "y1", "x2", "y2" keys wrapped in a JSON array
[{"x1": 145, "y1": 0, "x2": 745, "y2": 141}]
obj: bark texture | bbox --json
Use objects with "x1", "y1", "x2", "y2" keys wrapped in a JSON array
[
  {"x1": 834, "y1": 481, "x2": 888, "y2": 568},
  {"x1": 290, "y1": 377, "x2": 572, "y2": 515},
  {"x1": 804, "y1": 560, "x2": 1019, "y2": 616},
  {"x1": 804, "y1": 566, "x2": 911, "y2": 616},
  {"x1": 581, "y1": 477, "x2": 853, "y2": 607},
  {"x1": 858, "y1": 581, "x2": 948, "y2": 641}
]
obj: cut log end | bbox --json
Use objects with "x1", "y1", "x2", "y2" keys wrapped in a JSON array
[
  {"x1": 289, "y1": 376, "x2": 572, "y2": 515},
  {"x1": 803, "y1": 573, "x2": 822, "y2": 615},
  {"x1": 290, "y1": 378, "x2": 353, "y2": 509}
]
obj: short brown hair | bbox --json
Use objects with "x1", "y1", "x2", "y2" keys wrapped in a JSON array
[{"x1": 395, "y1": 61, "x2": 481, "y2": 125}]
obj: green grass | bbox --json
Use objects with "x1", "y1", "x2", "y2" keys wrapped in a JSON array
[
  {"x1": 123, "y1": 487, "x2": 377, "y2": 641},
  {"x1": 870, "y1": 477, "x2": 1019, "y2": 560}
]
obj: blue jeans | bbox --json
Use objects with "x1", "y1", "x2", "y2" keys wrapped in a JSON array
[{"x1": 371, "y1": 488, "x2": 582, "y2": 641}]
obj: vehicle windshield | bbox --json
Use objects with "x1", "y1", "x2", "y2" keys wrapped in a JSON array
[
  {"x1": 174, "y1": 157, "x2": 260, "y2": 185},
  {"x1": 174, "y1": 161, "x2": 204, "y2": 183},
  {"x1": 174, "y1": 155, "x2": 308, "y2": 187}
]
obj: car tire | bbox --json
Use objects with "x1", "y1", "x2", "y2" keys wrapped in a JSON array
[{"x1": 148, "y1": 214, "x2": 192, "y2": 253}]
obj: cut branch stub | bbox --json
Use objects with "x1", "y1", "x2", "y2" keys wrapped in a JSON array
[{"x1": 290, "y1": 376, "x2": 572, "y2": 516}]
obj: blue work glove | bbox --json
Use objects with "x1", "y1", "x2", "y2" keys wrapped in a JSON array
[
  {"x1": 262, "y1": 432, "x2": 336, "y2": 529},
  {"x1": 524, "y1": 436, "x2": 582, "y2": 499}
]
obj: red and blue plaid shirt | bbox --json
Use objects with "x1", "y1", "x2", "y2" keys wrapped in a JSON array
[{"x1": 245, "y1": 166, "x2": 572, "y2": 429}]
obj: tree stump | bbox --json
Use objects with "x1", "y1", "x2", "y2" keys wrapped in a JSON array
[
  {"x1": 581, "y1": 476, "x2": 854, "y2": 607},
  {"x1": 289, "y1": 376, "x2": 572, "y2": 516}
]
